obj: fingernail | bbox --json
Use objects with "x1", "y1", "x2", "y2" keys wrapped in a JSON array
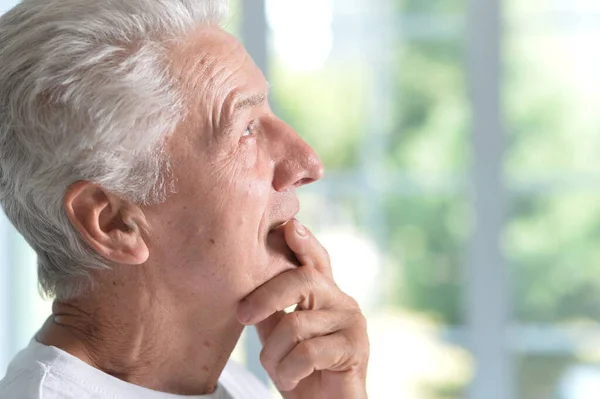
[
  {"x1": 277, "y1": 378, "x2": 295, "y2": 392},
  {"x1": 238, "y1": 299, "x2": 252, "y2": 324},
  {"x1": 293, "y1": 219, "x2": 306, "y2": 237}
]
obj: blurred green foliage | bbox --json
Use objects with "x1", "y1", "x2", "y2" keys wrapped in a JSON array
[
  {"x1": 268, "y1": 0, "x2": 600, "y2": 328},
  {"x1": 271, "y1": 64, "x2": 367, "y2": 169},
  {"x1": 226, "y1": 0, "x2": 600, "y2": 397},
  {"x1": 393, "y1": 0, "x2": 465, "y2": 13}
]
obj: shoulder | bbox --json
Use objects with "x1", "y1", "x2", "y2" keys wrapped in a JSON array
[
  {"x1": 0, "y1": 361, "x2": 47, "y2": 398},
  {"x1": 0, "y1": 342, "x2": 101, "y2": 399},
  {"x1": 220, "y1": 361, "x2": 274, "y2": 399},
  {"x1": 0, "y1": 363, "x2": 98, "y2": 399},
  {"x1": 0, "y1": 361, "x2": 85, "y2": 399}
]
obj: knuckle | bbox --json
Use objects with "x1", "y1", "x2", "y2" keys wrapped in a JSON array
[
  {"x1": 338, "y1": 333, "x2": 363, "y2": 369},
  {"x1": 321, "y1": 245, "x2": 331, "y2": 262},
  {"x1": 294, "y1": 268, "x2": 321, "y2": 310},
  {"x1": 354, "y1": 310, "x2": 367, "y2": 329},
  {"x1": 275, "y1": 362, "x2": 296, "y2": 385},
  {"x1": 355, "y1": 344, "x2": 370, "y2": 367},
  {"x1": 298, "y1": 265, "x2": 318, "y2": 284},
  {"x1": 259, "y1": 349, "x2": 275, "y2": 372},
  {"x1": 296, "y1": 340, "x2": 318, "y2": 362},
  {"x1": 339, "y1": 331, "x2": 354, "y2": 351},
  {"x1": 282, "y1": 312, "x2": 304, "y2": 342},
  {"x1": 346, "y1": 310, "x2": 362, "y2": 330},
  {"x1": 361, "y1": 337, "x2": 371, "y2": 362},
  {"x1": 342, "y1": 294, "x2": 361, "y2": 310},
  {"x1": 347, "y1": 326, "x2": 370, "y2": 365},
  {"x1": 304, "y1": 266, "x2": 332, "y2": 293},
  {"x1": 355, "y1": 332, "x2": 370, "y2": 360}
]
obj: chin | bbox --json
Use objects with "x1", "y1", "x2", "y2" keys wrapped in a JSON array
[
  {"x1": 264, "y1": 252, "x2": 297, "y2": 278},
  {"x1": 257, "y1": 249, "x2": 298, "y2": 289},
  {"x1": 266, "y1": 229, "x2": 300, "y2": 270}
]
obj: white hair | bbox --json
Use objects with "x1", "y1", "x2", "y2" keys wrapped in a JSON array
[{"x1": 0, "y1": 0, "x2": 228, "y2": 300}]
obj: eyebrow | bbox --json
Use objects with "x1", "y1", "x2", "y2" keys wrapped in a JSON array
[
  {"x1": 217, "y1": 86, "x2": 271, "y2": 135},
  {"x1": 233, "y1": 92, "x2": 267, "y2": 111}
]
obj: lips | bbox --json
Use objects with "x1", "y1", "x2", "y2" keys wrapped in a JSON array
[
  {"x1": 269, "y1": 223, "x2": 284, "y2": 233},
  {"x1": 269, "y1": 218, "x2": 293, "y2": 233}
]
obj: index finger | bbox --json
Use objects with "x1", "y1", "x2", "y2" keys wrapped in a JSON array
[
  {"x1": 237, "y1": 266, "x2": 338, "y2": 326},
  {"x1": 283, "y1": 219, "x2": 333, "y2": 280}
]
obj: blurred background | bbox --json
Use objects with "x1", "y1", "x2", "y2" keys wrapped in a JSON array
[{"x1": 2, "y1": 0, "x2": 600, "y2": 398}]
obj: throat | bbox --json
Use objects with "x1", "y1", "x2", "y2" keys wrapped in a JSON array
[{"x1": 36, "y1": 300, "x2": 245, "y2": 396}]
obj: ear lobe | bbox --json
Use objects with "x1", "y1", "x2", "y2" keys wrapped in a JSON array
[{"x1": 64, "y1": 181, "x2": 149, "y2": 265}]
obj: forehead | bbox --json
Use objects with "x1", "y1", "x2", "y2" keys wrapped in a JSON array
[{"x1": 170, "y1": 26, "x2": 267, "y2": 101}]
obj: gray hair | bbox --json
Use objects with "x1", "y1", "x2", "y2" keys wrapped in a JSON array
[{"x1": 0, "y1": 0, "x2": 228, "y2": 300}]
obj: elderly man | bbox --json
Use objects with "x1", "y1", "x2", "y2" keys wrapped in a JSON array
[{"x1": 0, "y1": 0, "x2": 369, "y2": 398}]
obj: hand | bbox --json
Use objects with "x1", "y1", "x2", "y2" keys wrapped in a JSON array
[{"x1": 237, "y1": 220, "x2": 369, "y2": 399}]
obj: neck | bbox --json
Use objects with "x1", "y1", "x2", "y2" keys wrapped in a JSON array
[{"x1": 36, "y1": 271, "x2": 244, "y2": 395}]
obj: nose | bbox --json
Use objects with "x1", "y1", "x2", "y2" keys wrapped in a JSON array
[{"x1": 268, "y1": 118, "x2": 324, "y2": 192}]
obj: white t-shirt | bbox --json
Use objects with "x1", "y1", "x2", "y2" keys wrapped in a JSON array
[{"x1": 0, "y1": 340, "x2": 273, "y2": 399}]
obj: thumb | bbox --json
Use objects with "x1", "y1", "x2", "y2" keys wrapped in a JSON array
[{"x1": 255, "y1": 310, "x2": 285, "y2": 346}]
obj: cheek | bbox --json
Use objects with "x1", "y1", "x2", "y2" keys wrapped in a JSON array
[
  {"x1": 218, "y1": 152, "x2": 272, "y2": 228},
  {"x1": 239, "y1": 179, "x2": 271, "y2": 210},
  {"x1": 162, "y1": 142, "x2": 273, "y2": 254},
  {"x1": 188, "y1": 177, "x2": 271, "y2": 254}
]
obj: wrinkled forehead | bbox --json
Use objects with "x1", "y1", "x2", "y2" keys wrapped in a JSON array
[{"x1": 169, "y1": 26, "x2": 266, "y2": 112}]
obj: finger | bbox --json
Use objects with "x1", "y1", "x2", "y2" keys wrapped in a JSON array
[
  {"x1": 283, "y1": 219, "x2": 333, "y2": 279},
  {"x1": 237, "y1": 266, "x2": 338, "y2": 325},
  {"x1": 259, "y1": 310, "x2": 354, "y2": 377},
  {"x1": 255, "y1": 310, "x2": 285, "y2": 346},
  {"x1": 275, "y1": 332, "x2": 358, "y2": 392}
]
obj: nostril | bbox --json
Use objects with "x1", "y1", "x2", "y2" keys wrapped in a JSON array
[{"x1": 295, "y1": 177, "x2": 314, "y2": 187}]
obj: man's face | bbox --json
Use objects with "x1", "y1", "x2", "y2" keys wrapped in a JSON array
[{"x1": 142, "y1": 27, "x2": 323, "y2": 321}]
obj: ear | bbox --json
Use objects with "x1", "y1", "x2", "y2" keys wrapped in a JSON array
[{"x1": 63, "y1": 181, "x2": 150, "y2": 265}]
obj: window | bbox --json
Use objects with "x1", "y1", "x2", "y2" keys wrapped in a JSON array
[{"x1": 2, "y1": 1, "x2": 600, "y2": 398}]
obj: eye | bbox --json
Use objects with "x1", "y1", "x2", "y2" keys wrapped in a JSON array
[{"x1": 242, "y1": 121, "x2": 256, "y2": 137}]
